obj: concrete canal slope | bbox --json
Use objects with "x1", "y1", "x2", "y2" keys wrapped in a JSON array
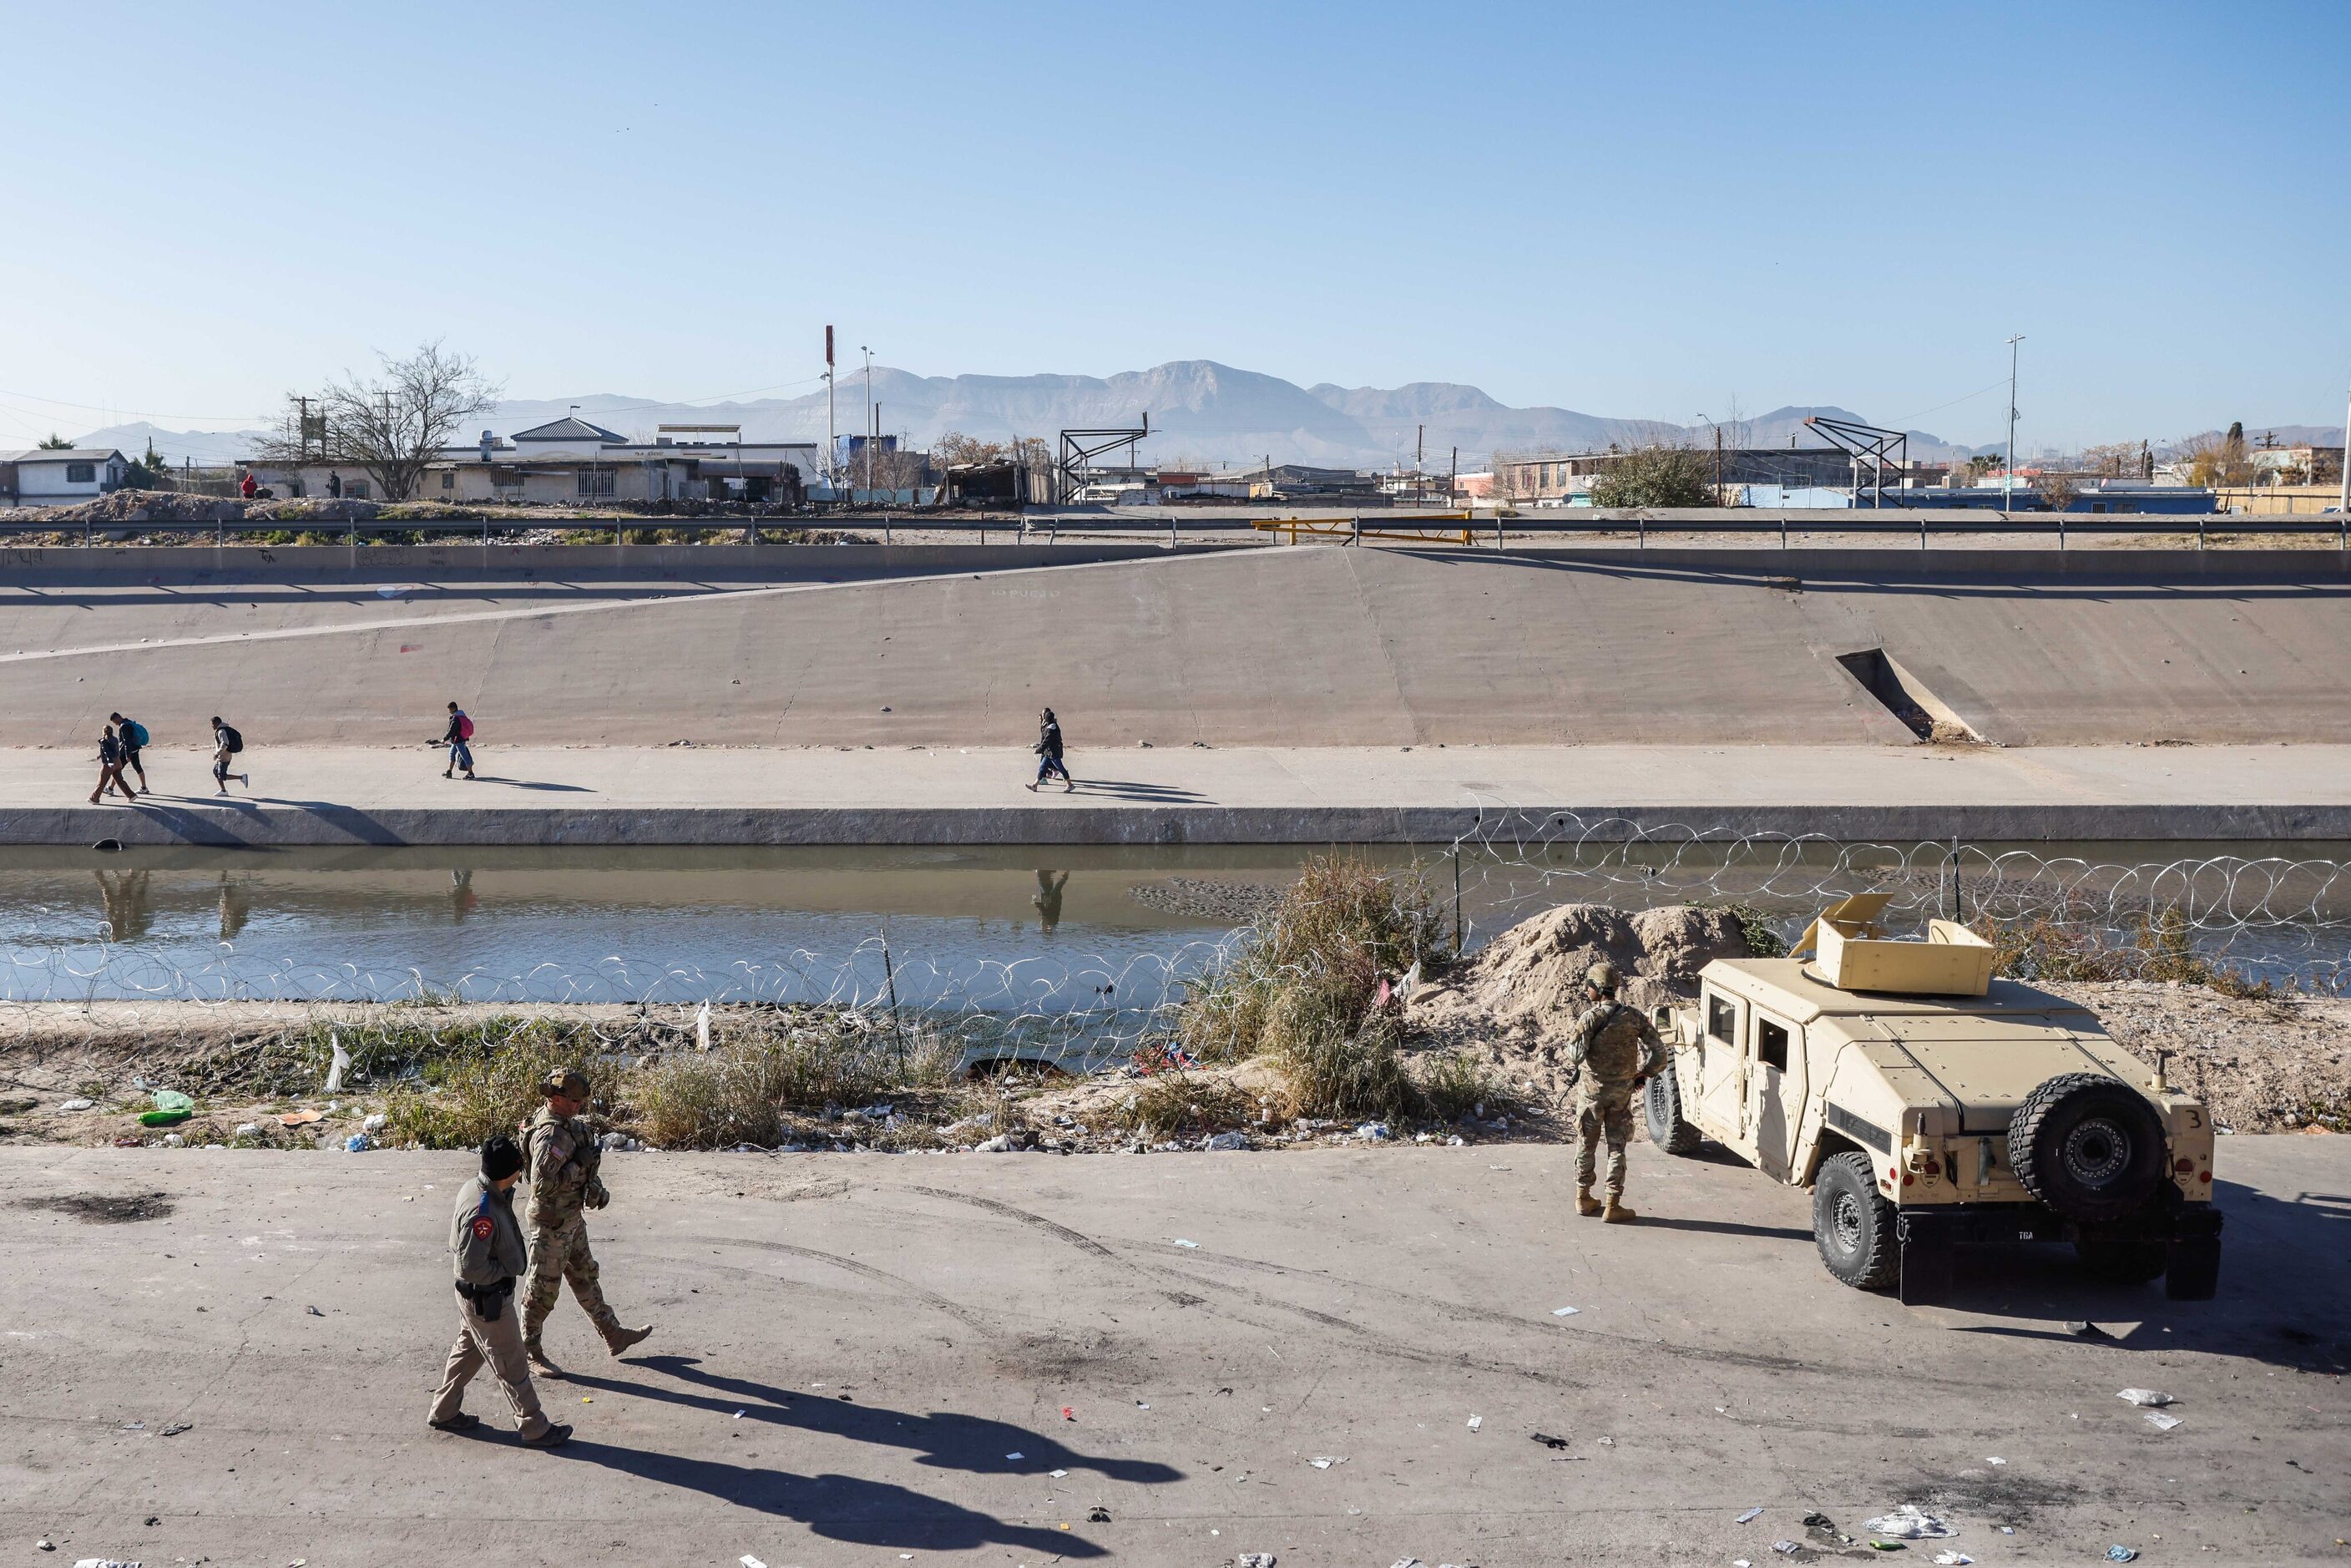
[
  {"x1": 0, "y1": 1140, "x2": 2341, "y2": 1565},
  {"x1": 3, "y1": 545, "x2": 2347, "y2": 750},
  {"x1": 7, "y1": 742, "x2": 2351, "y2": 845}
]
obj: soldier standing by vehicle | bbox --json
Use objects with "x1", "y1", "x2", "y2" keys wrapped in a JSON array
[
  {"x1": 519, "y1": 1066, "x2": 652, "y2": 1377},
  {"x1": 427, "y1": 1133, "x2": 571, "y2": 1448},
  {"x1": 1565, "y1": 961, "x2": 1667, "y2": 1223}
]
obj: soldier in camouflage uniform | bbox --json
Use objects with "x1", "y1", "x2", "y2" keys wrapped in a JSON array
[
  {"x1": 520, "y1": 1067, "x2": 652, "y2": 1376},
  {"x1": 1564, "y1": 961, "x2": 1668, "y2": 1223}
]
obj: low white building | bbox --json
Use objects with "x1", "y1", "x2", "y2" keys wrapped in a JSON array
[
  {"x1": 0, "y1": 447, "x2": 129, "y2": 506},
  {"x1": 245, "y1": 417, "x2": 819, "y2": 505}
]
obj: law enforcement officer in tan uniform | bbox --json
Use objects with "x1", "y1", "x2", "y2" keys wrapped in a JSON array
[
  {"x1": 1565, "y1": 961, "x2": 1668, "y2": 1223},
  {"x1": 520, "y1": 1066, "x2": 651, "y2": 1377},
  {"x1": 428, "y1": 1133, "x2": 571, "y2": 1447}
]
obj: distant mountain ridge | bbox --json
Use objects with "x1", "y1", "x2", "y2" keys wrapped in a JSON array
[{"x1": 70, "y1": 359, "x2": 2332, "y2": 472}]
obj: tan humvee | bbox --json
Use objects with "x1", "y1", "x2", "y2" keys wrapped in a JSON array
[{"x1": 1646, "y1": 895, "x2": 2222, "y2": 1303}]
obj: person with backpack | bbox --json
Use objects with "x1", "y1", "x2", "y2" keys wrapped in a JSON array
[
  {"x1": 439, "y1": 702, "x2": 477, "y2": 780},
  {"x1": 210, "y1": 716, "x2": 250, "y2": 795},
  {"x1": 1027, "y1": 707, "x2": 1074, "y2": 793},
  {"x1": 89, "y1": 724, "x2": 138, "y2": 805},
  {"x1": 108, "y1": 712, "x2": 151, "y2": 792}
]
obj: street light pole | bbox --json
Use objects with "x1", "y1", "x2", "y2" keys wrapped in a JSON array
[
  {"x1": 2003, "y1": 335, "x2": 2025, "y2": 513},
  {"x1": 2338, "y1": 364, "x2": 2349, "y2": 517}
]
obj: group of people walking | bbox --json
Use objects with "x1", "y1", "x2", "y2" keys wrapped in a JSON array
[
  {"x1": 432, "y1": 1065, "x2": 653, "y2": 1447},
  {"x1": 86, "y1": 702, "x2": 479, "y2": 803}
]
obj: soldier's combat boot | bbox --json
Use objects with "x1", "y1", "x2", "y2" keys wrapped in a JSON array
[
  {"x1": 1602, "y1": 1197, "x2": 1637, "y2": 1223},
  {"x1": 604, "y1": 1323, "x2": 654, "y2": 1357},
  {"x1": 524, "y1": 1341, "x2": 564, "y2": 1378},
  {"x1": 1575, "y1": 1186, "x2": 1602, "y2": 1217}
]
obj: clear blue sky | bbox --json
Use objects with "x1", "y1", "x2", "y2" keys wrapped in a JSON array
[{"x1": 4, "y1": 0, "x2": 2346, "y2": 453}]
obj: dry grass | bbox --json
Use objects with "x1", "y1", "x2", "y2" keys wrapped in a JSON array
[
  {"x1": 1982, "y1": 905, "x2": 2274, "y2": 998},
  {"x1": 633, "y1": 1021, "x2": 957, "y2": 1150}
]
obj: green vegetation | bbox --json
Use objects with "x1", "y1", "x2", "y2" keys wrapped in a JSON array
[{"x1": 1590, "y1": 446, "x2": 1716, "y2": 508}]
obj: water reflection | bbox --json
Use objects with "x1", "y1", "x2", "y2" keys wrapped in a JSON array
[
  {"x1": 1032, "y1": 869, "x2": 1068, "y2": 934},
  {"x1": 94, "y1": 868, "x2": 154, "y2": 943},
  {"x1": 215, "y1": 873, "x2": 251, "y2": 943}
]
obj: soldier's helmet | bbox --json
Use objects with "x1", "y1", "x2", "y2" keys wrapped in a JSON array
[
  {"x1": 1585, "y1": 961, "x2": 1620, "y2": 994},
  {"x1": 542, "y1": 1066, "x2": 591, "y2": 1099}
]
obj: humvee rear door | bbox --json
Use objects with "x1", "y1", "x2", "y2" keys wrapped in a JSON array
[{"x1": 1747, "y1": 1008, "x2": 1807, "y2": 1181}]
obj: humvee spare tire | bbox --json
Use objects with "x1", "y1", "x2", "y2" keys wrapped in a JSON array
[
  {"x1": 2009, "y1": 1072, "x2": 2166, "y2": 1224},
  {"x1": 1643, "y1": 1065, "x2": 1701, "y2": 1155}
]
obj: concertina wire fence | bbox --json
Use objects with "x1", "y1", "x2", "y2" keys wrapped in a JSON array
[{"x1": 4, "y1": 809, "x2": 2347, "y2": 1077}]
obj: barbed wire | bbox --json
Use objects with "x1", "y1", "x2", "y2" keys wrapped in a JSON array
[{"x1": 4, "y1": 815, "x2": 2347, "y2": 1080}]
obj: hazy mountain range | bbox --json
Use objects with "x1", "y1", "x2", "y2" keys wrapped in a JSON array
[{"x1": 62, "y1": 359, "x2": 2339, "y2": 473}]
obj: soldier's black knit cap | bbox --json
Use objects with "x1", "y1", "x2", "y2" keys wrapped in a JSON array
[{"x1": 480, "y1": 1132, "x2": 523, "y2": 1182}]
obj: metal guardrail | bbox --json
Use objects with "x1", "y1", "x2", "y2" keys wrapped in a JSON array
[{"x1": 2, "y1": 508, "x2": 2346, "y2": 549}]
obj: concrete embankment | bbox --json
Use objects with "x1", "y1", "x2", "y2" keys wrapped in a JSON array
[{"x1": 4, "y1": 544, "x2": 2348, "y2": 751}]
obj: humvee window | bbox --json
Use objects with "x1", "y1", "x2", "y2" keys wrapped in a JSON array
[
  {"x1": 1756, "y1": 1018, "x2": 1789, "y2": 1072},
  {"x1": 1706, "y1": 994, "x2": 1737, "y2": 1044}
]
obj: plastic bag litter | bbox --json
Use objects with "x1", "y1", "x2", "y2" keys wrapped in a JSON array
[
  {"x1": 1236, "y1": 1555, "x2": 1277, "y2": 1568},
  {"x1": 2118, "y1": 1388, "x2": 2175, "y2": 1407},
  {"x1": 1551, "y1": 1306, "x2": 1580, "y2": 1317},
  {"x1": 2145, "y1": 1411, "x2": 2183, "y2": 1431},
  {"x1": 1863, "y1": 1506, "x2": 1954, "y2": 1540},
  {"x1": 1357, "y1": 1122, "x2": 1393, "y2": 1141},
  {"x1": 1206, "y1": 1131, "x2": 1250, "y2": 1151},
  {"x1": 973, "y1": 1134, "x2": 1015, "y2": 1153},
  {"x1": 1308, "y1": 1456, "x2": 1345, "y2": 1469},
  {"x1": 72, "y1": 1559, "x2": 143, "y2": 1567},
  {"x1": 1172, "y1": 1239, "x2": 1201, "y2": 1248},
  {"x1": 1772, "y1": 1544, "x2": 1803, "y2": 1557},
  {"x1": 1932, "y1": 1555, "x2": 1974, "y2": 1565},
  {"x1": 344, "y1": 1134, "x2": 372, "y2": 1152},
  {"x1": 1465, "y1": 1415, "x2": 1482, "y2": 1431},
  {"x1": 324, "y1": 1032, "x2": 350, "y2": 1093},
  {"x1": 1737, "y1": 1507, "x2": 1765, "y2": 1524},
  {"x1": 58, "y1": 1098, "x2": 94, "y2": 1112},
  {"x1": 740, "y1": 1557, "x2": 767, "y2": 1568},
  {"x1": 2106, "y1": 1549, "x2": 2138, "y2": 1563}
]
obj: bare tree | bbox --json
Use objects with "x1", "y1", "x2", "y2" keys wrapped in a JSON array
[
  {"x1": 257, "y1": 341, "x2": 502, "y2": 501},
  {"x1": 2080, "y1": 441, "x2": 2141, "y2": 478},
  {"x1": 2031, "y1": 471, "x2": 2080, "y2": 508},
  {"x1": 2179, "y1": 429, "x2": 2253, "y2": 488}
]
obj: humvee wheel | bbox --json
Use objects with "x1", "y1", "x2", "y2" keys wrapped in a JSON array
[
  {"x1": 1814, "y1": 1151, "x2": 1898, "y2": 1289},
  {"x1": 2075, "y1": 1227, "x2": 2168, "y2": 1284},
  {"x1": 2010, "y1": 1073, "x2": 2166, "y2": 1224},
  {"x1": 1643, "y1": 1065, "x2": 1701, "y2": 1155}
]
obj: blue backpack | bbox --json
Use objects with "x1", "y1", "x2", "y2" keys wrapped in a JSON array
[{"x1": 124, "y1": 721, "x2": 149, "y2": 748}]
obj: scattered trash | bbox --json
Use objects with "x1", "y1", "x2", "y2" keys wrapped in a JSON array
[
  {"x1": 1772, "y1": 1544, "x2": 1803, "y2": 1557},
  {"x1": 159, "y1": 1423, "x2": 191, "y2": 1436},
  {"x1": 324, "y1": 1032, "x2": 350, "y2": 1093},
  {"x1": 343, "y1": 1134, "x2": 372, "y2": 1153},
  {"x1": 2066, "y1": 1321, "x2": 2112, "y2": 1339},
  {"x1": 149, "y1": 1090, "x2": 193, "y2": 1114},
  {"x1": 1356, "y1": 1122, "x2": 1393, "y2": 1141},
  {"x1": 1530, "y1": 1434, "x2": 1570, "y2": 1449},
  {"x1": 1135, "y1": 1401, "x2": 1149, "y2": 1409},
  {"x1": 1236, "y1": 1555, "x2": 1277, "y2": 1568},
  {"x1": 1005, "y1": 1451, "x2": 1024, "y2": 1461},
  {"x1": 1205, "y1": 1131, "x2": 1250, "y2": 1151},
  {"x1": 280, "y1": 1110, "x2": 324, "y2": 1126},
  {"x1": 1061, "y1": 1406, "x2": 1076, "y2": 1420},
  {"x1": 2119, "y1": 1389, "x2": 2176, "y2": 1407},
  {"x1": 36, "y1": 1538, "x2": 53, "y2": 1552},
  {"x1": 1738, "y1": 1507, "x2": 1766, "y2": 1524},
  {"x1": 362, "y1": 1113, "x2": 387, "y2": 1134},
  {"x1": 973, "y1": 1134, "x2": 1016, "y2": 1153},
  {"x1": 1984, "y1": 1457, "x2": 2005, "y2": 1465},
  {"x1": 234, "y1": 1123, "x2": 260, "y2": 1139},
  {"x1": 1596, "y1": 1436, "x2": 1615, "y2": 1447},
  {"x1": 1309, "y1": 1456, "x2": 1346, "y2": 1469},
  {"x1": 161, "y1": 1134, "x2": 185, "y2": 1148},
  {"x1": 1088, "y1": 1507, "x2": 1112, "y2": 1523},
  {"x1": 1050, "y1": 1468, "x2": 1067, "y2": 1478},
  {"x1": 1173, "y1": 1239, "x2": 1200, "y2": 1248},
  {"x1": 2106, "y1": 1549, "x2": 2138, "y2": 1563},
  {"x1": 1551, "y1": 1306, "x2": 1580, "y2": 1317},
  {"x1": 1932, "y1": 1554, "x2": 1974, "y2": 1565},
  {"x1": 123, "y1": 1421, "x2": 146, "y2": 1430},
  {"x1": 1465, "y1": 1415, "x2": 1482, "y2": 1431},
  {"x1": 139, "y1": 1107, "x2": 191, "y2": 1128},
  {"x1": 2145, "y1": 1412, "x2": 2183, "y2": 1432},
  {"x1": 58, "y1": 1098, "x2": 94, "y2": 1112},
  {"x1": 112, "y1": 1137, "x2": 143, "y2": 1147},
  {"x1": 306, "y1": 1306, "x2": 324, "y2": 1317},
  {"x1": 696, "y1": 1000, "x2": 713, "y2": 1052},
  {"x1": 1862, "y1": 1506, "x2": 1954, "y2": 1540},
  {"x1": 1868, "y1": 1543, "x2": 1906, "y2": 1552},
  {"x1": 741, "y1": 1557, "x2": 768, "y2": 1568},
  {"x1": 1391, "y1": 1560, "x2": 1422, "y2": 1568},
  {"x1": 71, "y1": 1559, "x2": 142, "y2": 1567}
]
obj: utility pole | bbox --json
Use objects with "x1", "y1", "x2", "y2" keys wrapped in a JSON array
[
  {"x1": 862, "y1": 345, "x2": 874, "y2": 496},
  {"x1": 1415, "y1": 422, "x2": 1424, "y2": 503},
  {"x1": 2003, "y1": 334, "x2": 2025, "y2": 513},
  {"x1": 824, "y1": 325, "x2": 836, "y2": 490},
  {"x1": 2338, "y1": 365, "x2": 2350, "y2": 516}
]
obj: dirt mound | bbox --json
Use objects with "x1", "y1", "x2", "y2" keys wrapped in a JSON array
[{"x1": 1404, "y1": 903, "x2": 1750, "y2": 1111}]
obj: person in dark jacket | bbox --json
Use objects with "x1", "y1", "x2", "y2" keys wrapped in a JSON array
[
  {"x1": 89, "y1": 725, "x2": 138, "y2": 805},
  {"x1": 427, "y1": 1133, "x2": 570, "y2": 1446},
  {"x1": 438, "y1": 702, "x2": 477, "y2": 780},
  {"x1": 1027, "y1": 707, "x2": 1073, "y2": 793},
  {"x1": 107, "y1": 712, "x2": 150, "y2": 792}
]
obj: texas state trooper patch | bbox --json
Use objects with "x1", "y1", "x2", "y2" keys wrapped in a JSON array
[{"x1": 472, "y1": 1216, "x2": 495, "y2": 1239}]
